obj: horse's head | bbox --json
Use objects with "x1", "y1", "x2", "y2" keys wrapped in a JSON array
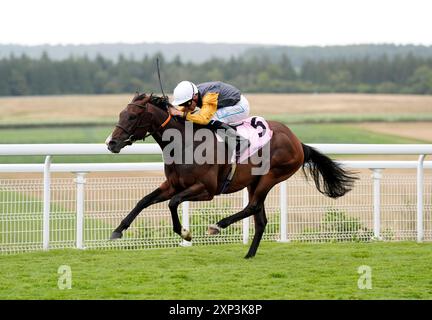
[{"x1": 107, "y1": 93, "x2": 156, "y2": 153}]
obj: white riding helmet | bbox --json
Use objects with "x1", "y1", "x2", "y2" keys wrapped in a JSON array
[{"x1": 172, "y1": 81, "x2": 198, "y2": 106}]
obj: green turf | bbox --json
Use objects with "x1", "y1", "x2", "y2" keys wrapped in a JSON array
[
  {"x1": 2, "y1": 112, "x2": 431, "y2": 129},
  {"x1": 0, "y1": 126, "x2": 114, "y2": 144},
  {"x1": 264, "y1": 112, "x2": 432, "y2": 124},
  {"x1": 0, "y1": 126, "x2": 162, "y2": 163},
  {"x1": 0, "y1": 123, "x2": 427, "y2": 164},
  {"x1": 0, "y1": 242, "x2": 431, "y2": 300},
  {"x1": 289, "y1": 123, "x2": 428, "y2": 144}
]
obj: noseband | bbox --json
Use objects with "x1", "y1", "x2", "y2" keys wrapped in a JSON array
[{"x1": 115, "y1": 101, "x2": 172, "y2": 144}]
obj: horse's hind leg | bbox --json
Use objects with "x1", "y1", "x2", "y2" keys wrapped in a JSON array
[
  {"x1": 209, "y1": 202, "x2": 258, "y2": 233},
  {"x1": 110, "y1": 181, "x2": 174, "y2": 239},
  {"x1": 210, "y1": 174, "x2": 283, "y2": 258},
  {"x1": 245, "y1": 205, "x2": 267, "y2": 259},
  {"x1": 208, "y1": 185, "x2": 258, "y2": 234},
  {"x1": 208, "y1": 199, "x2": 266, "y2": 258}
]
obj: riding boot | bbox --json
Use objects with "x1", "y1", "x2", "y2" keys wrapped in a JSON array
[{"x1": 208, "y1": 120, "x2": 250, "y2": 163}]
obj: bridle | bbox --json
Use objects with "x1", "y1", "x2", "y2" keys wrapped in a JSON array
[{"x1": 116, "y1": 100, "x2": 172, "y2": 144}]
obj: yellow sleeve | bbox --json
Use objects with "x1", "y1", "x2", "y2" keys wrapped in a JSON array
[{"x1": 185, "y1": 92, "x2": 218, "y2": 125}]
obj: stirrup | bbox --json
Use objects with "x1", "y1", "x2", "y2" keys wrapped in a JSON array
[
  {"x1": 227, "y1": 162, "x2": 236, "y2": 180},
  {"x1": 219, "y1": 162, "x2": 237, "y2": 194}
]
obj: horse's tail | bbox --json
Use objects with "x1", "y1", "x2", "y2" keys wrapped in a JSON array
[{"x1": 301, "y1": 143, "x2": 358, "y2": 198}]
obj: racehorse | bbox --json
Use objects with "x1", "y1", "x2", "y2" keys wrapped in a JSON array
[{"x1": 107, "y1": 93, "x2": 357, "y2": 258}]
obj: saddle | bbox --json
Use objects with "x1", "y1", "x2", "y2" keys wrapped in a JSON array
[
  {"x1": 217, "y1": 116, "x2": 273, "y2": 193},
  {"x1": 215, "y1": 116, "x2": 273, "y2": 163}
]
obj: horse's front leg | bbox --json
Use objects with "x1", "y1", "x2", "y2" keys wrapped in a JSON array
[
  {"x1": 111, "y1": 181, "x2": 174, "y2": 239},
  {"x1": 168, "y1": 183, "x2": 213, "y2": 242}
]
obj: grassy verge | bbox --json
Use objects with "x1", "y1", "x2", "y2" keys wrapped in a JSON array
[
  {"x1": 0, "y1": 126, "x2": 162, "y2": 163},
  {"x1": 289, "y1": 123, "x2": 428, "y2": 144},
  {"x1": 264, "y1": 113, "x2": 432, "y2": 124},
  {"x1": 0, "y1": 123, "x2": 427, "y2": 164},
  {"x1": 1, "y1": 112, "x2": 432, "y2": 129},
  {"x1": 0, "y1": 242, "x2": 431, "y2": 299}
]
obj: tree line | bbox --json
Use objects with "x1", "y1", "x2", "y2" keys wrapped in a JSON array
[{"x1": 1, "y1": 52, "x2": 432, "y2": 96}]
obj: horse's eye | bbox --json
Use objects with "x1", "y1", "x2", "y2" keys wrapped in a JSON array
[{"x1": 128, "y1": 114, "x2": 138, "y2": 121}]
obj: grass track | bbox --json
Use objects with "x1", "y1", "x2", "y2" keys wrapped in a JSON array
[
  {"x1": 1, "y1": 242, "x2": 431, "y2": 300},
  {"x1": 0, "y1": 123, "x2": 426, "y2": 164},
  {"x1": 1, "y1": 123, "x2": 422, "y2": 145},
  {"x1": 264, "y1": 113, "x2": 432, "y2": 124}
]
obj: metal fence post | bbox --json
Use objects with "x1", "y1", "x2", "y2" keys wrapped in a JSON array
[
  {"x1": 181, "y1": 201, "x2": 192, "y2": 246},
  {"x1": 371, "y1": 169, "x2": 382, "y2": 240},
  {"x1": 43, "y1": 155, "x2": 51, "y2": 250},
  {"x1": 417, "y1": 155, "x2": 426, "y2": 243},
  {"x1": 74, "y1": 172, "x2": 87, "y2": 249},
  {"x1": 242, "y1": 188, "x2": 249, "y2": 244},
  {"x1": 279, "y1": 181, "x2": 289, "y2": 242}
]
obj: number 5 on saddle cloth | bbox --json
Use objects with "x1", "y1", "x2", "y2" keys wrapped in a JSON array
[{"x1": 208, "y1": 117, "x2": 272, "y2": 163}]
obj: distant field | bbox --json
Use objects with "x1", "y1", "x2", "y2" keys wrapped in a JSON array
[
  {"x1": 1, "y1": 93, "x2": 432, "y2": 124},
  {"x1": 250, "y1": 93, "x2": 432, "y2": 115},
  {"x1": 0, "y1": 94, "x2": 129, "y2": 124},
  {"x1": 356, "y1": 122, "x2": 432, "y2": 142},
  {"x1": 0, "y1": 93, "x2": 431, "y2": 164}
]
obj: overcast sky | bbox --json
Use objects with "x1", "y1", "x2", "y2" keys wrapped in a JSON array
[{"x1": 1, "y1": 0, "x2": 431, "y2": 46}]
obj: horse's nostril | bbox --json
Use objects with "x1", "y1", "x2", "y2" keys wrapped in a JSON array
[{"x1": 107, "y1": 140, "x2": 117, "y2": 151}]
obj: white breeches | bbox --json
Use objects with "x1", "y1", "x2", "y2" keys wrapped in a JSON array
[{"x1": 211, "y1": 95, "x2": 250, "y2": 124}]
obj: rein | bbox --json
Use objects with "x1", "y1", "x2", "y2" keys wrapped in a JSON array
[
  {"x1": 115, "y1": 57, "x2": 170, "y2": 145},
  {"x1": 116, "y1": 101, "x2": 172, "y2": 144}
]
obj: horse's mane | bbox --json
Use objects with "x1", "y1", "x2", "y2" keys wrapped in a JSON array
[
  {"x1": 133, "y1": 92, "x2": 194, "y2": 127},
  {"x1": 133, "y1": 92, "x2": 170, "y2": 111}
]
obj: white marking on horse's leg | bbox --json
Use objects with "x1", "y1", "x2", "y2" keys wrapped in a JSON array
[
  {"x1": 181, "y1": 228, "x2": 192, "y2": 241},
  {"x1": 208, "y1": 224, "x2": 221, "y2": 235}
]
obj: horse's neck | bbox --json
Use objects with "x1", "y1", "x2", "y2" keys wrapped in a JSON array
[{"x1": 151, "y1": 115, "x2": 185, "y2": 150}]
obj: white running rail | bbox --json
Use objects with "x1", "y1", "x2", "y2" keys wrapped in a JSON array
[{"x1": 0, "y1": 143, "x2": 431, "y2": 254}]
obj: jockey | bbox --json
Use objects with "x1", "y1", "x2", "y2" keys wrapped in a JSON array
[{"x1": 169, "y1": 80, "x2": 250, "y2": 162}]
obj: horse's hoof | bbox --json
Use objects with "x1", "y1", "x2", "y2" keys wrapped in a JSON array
[
  {"x1": 208, "y1": 224, "x2": 221, "y2": 235},
  {"x1": 181, "y1": 228, "x2": 192, "y2": 242},
  {"x1": 110, "y1": 231, "x2": 123, "y2": 240}
]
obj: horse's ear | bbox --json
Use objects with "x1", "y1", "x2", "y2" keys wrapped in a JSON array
[{"x1": 132, "y1": 91, "x2": 139, "y2": 102}]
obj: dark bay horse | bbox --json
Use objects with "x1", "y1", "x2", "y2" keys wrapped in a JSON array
[{"x1": 107, "y1": 93, "x2": 357, "y2": 258}]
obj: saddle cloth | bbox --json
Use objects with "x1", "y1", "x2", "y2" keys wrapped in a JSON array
[{"x1": 216, "y1": 116, "x2": 273, "y2": 163}]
